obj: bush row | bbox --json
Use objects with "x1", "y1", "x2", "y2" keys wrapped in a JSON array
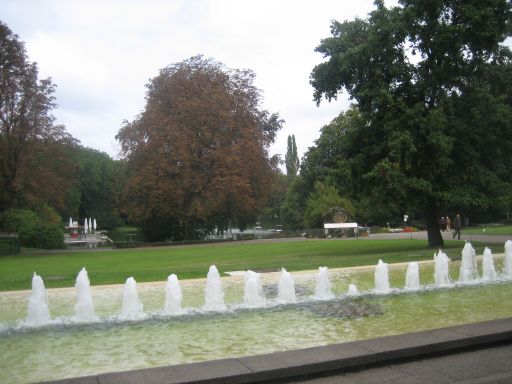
[{"x1": 0, "y1": 208, "x2": 64, "y2": 249}]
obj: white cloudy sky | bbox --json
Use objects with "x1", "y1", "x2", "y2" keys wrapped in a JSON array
[{"x1": 0, "y1": 0, "x2": 394, "y2": 163}]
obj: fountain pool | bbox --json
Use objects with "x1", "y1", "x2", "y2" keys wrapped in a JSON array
[{"x1": 1, "y1": 250, "x2": 512, "y2": 384}]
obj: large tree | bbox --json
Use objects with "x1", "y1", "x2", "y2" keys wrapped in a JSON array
[
  {"x1": 300, "y1": 107, "x2": 402, "y2": 225},
  {"x1": 0, "y1": 21, "x2": 76, "y2": 214},
  {"x1": 117, "y1": 56, "x2": 282, "y2": 240},
  {"x1": 310, "y1": 0, "x2": 512, "y2": 246}
]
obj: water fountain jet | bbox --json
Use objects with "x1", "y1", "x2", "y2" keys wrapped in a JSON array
[
  {"x1": 460, "y1": 242, "x2": 478, "y2": 282},
  {"x1": 119, "y1": 277, "x2": 144, "y2": 320},
  {"x1": 163, "y1": 274, "x2": 183, "y2": 315},
  {"x1": 314, "y1": 267, "x2": 334, "y2": 299},
  {"x1": 434, "y1": 250, "x2": 451, "y2": 287},
  {"x1": 404, "y1": 262, "x2": 420, "y2": 291},
  {"x1": 203, "y1": 265, "x2": 227, "y2": 311},
  {"x1": 347, "y1": 284, "x2": 359, "y2": 295},
  {"x1": 74, "y1": 268, "x2": 98, "y2": 322},
  {"x1": 504, "y1": 240, "x2": 512, "y2": 279},
  {"x1": 277, "y1": 268, "x2": 296, "y2": 303},
  {"x1": 26, "y1": 273, "x2": 51, "y2": 326},
  {"x1": 374, "y1": 259, "x2": 390, "y2": 293},
  {"x1": 482, "y1": 247, "x2": 497, "y2": 281},
  {"x1": 243, "y1": 270, "x2": 266, "y2": 307}
]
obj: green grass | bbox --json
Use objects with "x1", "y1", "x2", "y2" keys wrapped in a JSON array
[
  {"x1": 0, "y1": 239, "x2": 503, "y2": 291},
  {"x1": 464, "y1": 225, "x2": 512, "y2": 236}
]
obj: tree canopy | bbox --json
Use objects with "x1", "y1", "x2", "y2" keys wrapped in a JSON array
[
  {"x1": 0, "y1": 21, "x2": 76, "y2": 215},
  {"x1": 304, "y1": 181, "x2": 355, "y2": 228},
  {"x1": 117, "y1": 56, "x2": 282, "y2": 240},
  {"x1": 0, "y1": 21, "x2": 126, "y2": 238},
  {"x1": 310, "y1": 0, "x2": 512, "y2": 246}
]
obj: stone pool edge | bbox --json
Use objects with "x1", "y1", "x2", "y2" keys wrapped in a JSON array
[{"x1": 38, "y1": 316, "x2": 512, "y2": 384}]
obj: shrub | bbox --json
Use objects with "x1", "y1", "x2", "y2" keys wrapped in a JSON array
[
  {"x1": 0, "y1": 208, "x2": 64, "y2": 249},
  {"x1": 0, "y1": 209, "x2": 38, "y2": 233},
  {"x1": 19, "y1": 222, "x2": 65, "y2": 249}
]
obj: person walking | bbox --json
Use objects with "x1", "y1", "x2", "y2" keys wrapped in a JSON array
[
  {"x1": 453, "y1": 214, "x2": 462, "y2": 240},
  {"x1": 446, "y1": 216, "x2": 451, "y2": 231}
]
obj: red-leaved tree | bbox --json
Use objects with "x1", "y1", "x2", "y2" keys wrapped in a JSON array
[{"x1": 117, "y1": 56, "x2": 282, "y2": 240}]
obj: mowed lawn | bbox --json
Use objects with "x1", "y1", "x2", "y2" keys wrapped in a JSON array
[
  {"x1": 465, "y1": 225, "x2": 512, "y2": 236},
  {"x1": 0, "y1": 239, "x2": 500, "y2": 291}
]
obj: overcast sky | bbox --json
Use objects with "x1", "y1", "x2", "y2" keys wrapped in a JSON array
[{"x1": 0, "y1": 0, "x2": 395, "y2": 165}]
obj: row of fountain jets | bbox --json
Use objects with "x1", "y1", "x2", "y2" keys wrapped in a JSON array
[{"x1": 24, "y1": 241, "x2": 512, "y2": 327}]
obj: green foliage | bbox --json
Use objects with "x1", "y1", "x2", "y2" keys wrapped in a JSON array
[
  {"x1": 0, "y1": 208, "x2": 64, "y2": 249},
  {"x1": 285, "y1": 134, "x2": 300, "y2": 178},
  {"x1": 300, "y1": 107, "x2": 362, "y2": 205},
  {"x1": 258, "y1": 172, "x2": 289, "y2": 228},
  {"x1": 310, "y1": 0, "x2": 512, "y2": 246},
  {"x1": 35, "y1": 204, "x2": 62, "y2": 225},
  {"x1": 117, "y1": 56, "x2": 282, "y2": 239},
  {"x1": 0, "y1": 22, "x2": 125, "y2": 230},
  {"x1": 19, "y1": 221, "x2": 65, "y2": 249},
  {"x1": 139, "y1": 216, "x2": 183, "y2": 242},
  {"x1": 0, "y1": 209, "x2": 38, "y2": 233},
  {"x1": 304, "y1": 181, "x2": 355, "y2": 228},
  {"x1": 280, "y1": 176, "x2": 308, "y2": 228},
  {"x1": 0, "y1": 22, "x2": 77, "y2": 214},
  {"x1": 66, "y1": 146, "x2": 125, "y2": 229}
]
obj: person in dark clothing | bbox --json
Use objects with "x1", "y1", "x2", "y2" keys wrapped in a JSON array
[{"x1": 453, "y1": 214, "x2": 462, "y2": 240}]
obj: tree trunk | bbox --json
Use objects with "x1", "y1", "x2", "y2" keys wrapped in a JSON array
[{"x1": 425, "y1": 202, "x2": 444, "y2": 248}]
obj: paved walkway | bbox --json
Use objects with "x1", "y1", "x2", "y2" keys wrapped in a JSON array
[{"x1": 291, "y1": 343, "x2": 512, "y2": 384}]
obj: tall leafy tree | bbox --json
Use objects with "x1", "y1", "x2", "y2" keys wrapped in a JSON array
[
  {"x1": 301, "y1": 107, "x2": 400, "y2": 225},
  {"x1": 0, "y1": 21, "x2": 76, "y2": 214},
  {"x1": 285, "y1": 134, "x2": 299, "y2": 178},
  {"x1": 310, "y1": 0, "x2": 512, "y2": 246},
  {"x1": 300, "y1": 108, "x2": 361, "y2": 198},
  {"x1": 304, "y1": 181, "x2": 355, "y2": 229},
  {"x1": 117, "y1": 56, "x2": 282, "y2": 240}
]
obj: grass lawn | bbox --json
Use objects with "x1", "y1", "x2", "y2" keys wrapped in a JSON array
[
  {"x1": 0, "y1": 239, "x2": 503, "y2": 291},
  {"x1": 464, "y1": 225, "x2": 512, "y2": 236}
]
